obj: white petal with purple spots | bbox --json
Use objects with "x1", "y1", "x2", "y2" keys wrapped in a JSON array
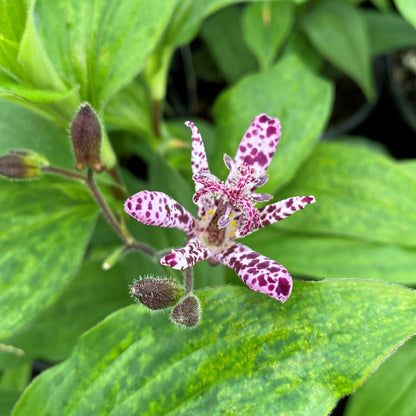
[
  {"x1": 229, "y1": 114, "x2": 281, "y2": 181},
  {"x1": 214, "y1": 243, "x2": 292, "y2": 303},
  {"x1": 238, "y1": 195, "x2": 316, "y2": 238},
  {"x1": 161, "y1": 238, "x2": 213, "y2": 270},
  {"x1": 124, "y1": 191, "x2": 195, "y2": 236}
]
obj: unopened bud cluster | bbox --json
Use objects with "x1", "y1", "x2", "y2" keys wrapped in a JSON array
[
  {"x1": 130, "y1": 277, "x2": 202, "y2": 328},
  {"x1": 0, "y1": 150, "x2": 48, "y2": 180},
  {"x1": 70, "y1": 103, "x2": 105, "y2": 173}
]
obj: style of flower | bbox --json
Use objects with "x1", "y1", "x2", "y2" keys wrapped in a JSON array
[{"x1": 124, "y1": 114, "x2": 315, "y2": 302}]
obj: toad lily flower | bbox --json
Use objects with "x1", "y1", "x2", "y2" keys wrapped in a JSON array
[{"x1": 124, "y1": 114, "x2": 315, "y2": 302}]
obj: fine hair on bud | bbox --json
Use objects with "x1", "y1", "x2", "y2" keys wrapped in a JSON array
[
  {"x1": 129, "y1": 277, "x2": 184, "y2": 310},
  {"x1": 171, "y1": 294, "x2": 202, "y2": 328},
  {"x1": 70, "y1": 103, "x2": 105, "y2": 173}
]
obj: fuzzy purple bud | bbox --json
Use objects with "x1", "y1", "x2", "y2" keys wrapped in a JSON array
[
  {"x1": 171, "y1": 294, "x2": 201, "y2": 328},
  {"x1": 70, "y1": 103, "x2": 105, "y2": 173},
  {"x1": 0, "y1": 150, "x2": 47, "y2": 180},
  {"x1": 130, "y1": 278, "x2": 184, "y2": 310}
]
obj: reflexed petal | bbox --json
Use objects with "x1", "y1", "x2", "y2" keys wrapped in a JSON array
[
  {"x1": 185, "y1": 120, "x2": 210, "y2": 183},
  {"x1": 237, "y1": 195, "x2": 316, "y2": 238},
  {"x1": 230, "y1": 114, "x2": 281, "y2": 180},
  {"x1": 185, "y1": 120, "x2": 213, "y2": 218},
  {"x1": 215, "y1": 243, "x2": 292, "y2": 303},
  {"x1": 161, "y1": 238, "x2": 213, "y2": 270},
  {"x1": 124, "y1": 191, "x2": 195, "y2": 236}
]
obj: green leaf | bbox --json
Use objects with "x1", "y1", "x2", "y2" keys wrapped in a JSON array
[
  {"x1": 276, "y1": 142, "x2": 416, "y2": 248},
  {"x1": 0, "y1": 176, "x2": 98, "y2": 340},
  {"x1": 0, "y1": 361, "x2": 30, "y2": 391},
  {"x1": 0, "y1": 0, "x2": 30, "y2": 76},
  {"x1": 161, "y1": 0, "x2": 251, "y2": 49},
  {"x1": 399, "y1": 159, "x2": 416, "y2": 180},
  {"x1": 200, "y1": 6, "x2": 257, "y2": 83},
  {"x1": 0, "y1": 390, "x2": 21, "y2": 416},
  {"x1": 0, "y1": 82, "x2": 78, "y2": 103},
  {"x1": 363, "y1": 10, "x2": 416, "y2": 56},
  {"x1": 12, "y1": 280, "x2": 416, "y2": 415},
  {"x1": 281, "y1": 32, "x2": 324, "y2": 73},
  {"x1": 242, "y1": 1, "x2": 294, "y2": 70},
  {"x1": 345, "y1": 335, "x2": 416, "y2": 416},
  {"x1": 34, "y1": 0, "x2": 177, "y2": 107},
  {"x1": 0, "y1": 99, "x2": 74, "y2": 169},
  {"x1": 162, "y1": 0, "x2": 309, "y2": 49},
  {"x1": 301, "y1": 0, "x2": 374, "y2": 100},
  {"x1": 5, "y1": 247, "x2": 131, "y2": 362},
  {"x1": 104, "y1": 77, "x2": 152, "y2": 136},
  {"x1": 395, "y1": 0, "x2": 416, "y2": 29},
  {"x1": 213, "y1": 54, "x2": 333, "y2": 192},
  {"x1": 17, "y1": 1, "x2": 67, "y2": 92},
  {"x1": 0, "y1": 0, "x2": 28, "y2": 43},
  {"x1": 244, "y1": 227, "x2": 416, "y2": 283}
]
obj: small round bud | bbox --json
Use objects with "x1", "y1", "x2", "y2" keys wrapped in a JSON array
[
  {"x1": 171, "y1": 294, "x2": 201, "y2": 328},
  {"x1": 130, "y1": 278, "x2": 184, "y2": 310},
  {"x1": 70, "y1": 103, "x2": 105, "y2": 173},
  {"x1": 0, "y1": 150, "x2": 48, "y2": 180}
]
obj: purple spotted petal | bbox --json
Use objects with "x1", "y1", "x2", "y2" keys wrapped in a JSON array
[
  {"x1": 185, "y1": 121, "x2": 210, "y2": 182},
  {"x1": 161, "y1": 238, "x2": 213, "y2": 270},
  {"x1": 237, "y1": 195, "x2": 316, "y2": 238},
  {"x1": 124, "y1": 191, "x2": 195, "y2": 236},
  {"x1": 185, "y1": 120, "x2": 214, "y2": 218},
  {"x1": 215, "y1": 243, "x2": 292, "y2": 303},
  {"x1": 230, "y1": 114, "x2": 281, "y2": 180}
]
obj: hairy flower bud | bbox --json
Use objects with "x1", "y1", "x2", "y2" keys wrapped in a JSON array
[
  {"x1": 130, "y1": 278, "x2": 184, "y2": 310},
  {"x1": 171, "y1": 294, "x2": 201, "y2": 328},
  {"x1": 0, "y1": 150, "x2": 47, "y2": 180},
  {"x1": 70, "y1": 103, "x2": 105, "y2": 172}
]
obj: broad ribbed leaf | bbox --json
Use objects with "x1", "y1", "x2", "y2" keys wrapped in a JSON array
[
  {"x1": 0, "y1": 83, "x2": 78, "y2": 103},
  {"x1": 213, "y1": 54, "x2": 333, "y2": 192},
  {"x1": 395, "y1": 0, "x2": 416, "y2": 29},
  {"x1": 400, "y1": 159, "x2": 416, "y2": 179},
  {"x1": 0, "y1": 177, "x2": 98, "y2": 340},
  {"x1": 162, "y1": 0, "x2": 308, "y2": 48},
  {"x1": 104, "y1": 77, "x2": 152, "y2": 136},
  {"x1": 345, "y1": 335, "x2": 416, "y2": 416},
  {"x1": 242, "y1": 1, "x2": 294, "y2": 69},
  {"x1": 276, "y1": 142, "x2": 416, "y2": 248},
  {"x1": 0, "y1": 99, "x2": 73, "y2": 169},
  {"x1": 200, "y1": 6, "x2": 257, "y2": 83},
  {"x1": 12, "y1": 281, "x2": 416, "y2": 415},
  {"x1": 301, "y1": 0, "x2": 374, "y2": 100},
  {"x1": 363, "y1": 10, "x2": 416, "y2": 56},
  {"x1": 244, "y1": 227, "x2": 416, "y2": 283},
  {"x1": 5, "y1": 248, "x2": 131, "y2": 362},
  {"x1": 34, "y1": 0, "x2": 176, "y2": 107},
  {"x1": 0, "y1": 0, "x2": 30, "y2": 76}
]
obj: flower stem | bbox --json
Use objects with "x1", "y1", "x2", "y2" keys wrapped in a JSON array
[
  {"x1": 41, "y1": 166, "x2": 86, "y2": 182},
  {"x1": 86, "y1": 168, "x2": 127, "y2": 242},
  {"x1": 42, "y1": 165, "x2": 157, "y2": 259},
  {"x1": 184, "y1": 267, "x2": 193, "y2": 294}
]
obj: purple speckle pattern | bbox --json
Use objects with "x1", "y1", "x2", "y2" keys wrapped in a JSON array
[
  {"x1": 124, "y1": 190, "x2": 195, "y2": 236},
  {"x1": 124, "y1": 114, "x2": 316, "y2": 304},
  {"x1": 229, "y1": 113, "x2": 281, "y2": 181},
  {"x1": 239, "y1": 195, "x2": 316, "y2": 238},
  {"x1": 161, "y1": 238, "x2": 212, "y2": 270},
  {"x1": 185, "y1": 120, "x2": 212, "y2": 218},
  {"x1": 215, "y1": 243, "x2": 292, "y2": 303}
]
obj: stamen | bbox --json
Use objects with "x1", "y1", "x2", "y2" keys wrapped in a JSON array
[
  {"x1": 252, "y1": 193, "x2": 273, "y2": 202},
  {"x1": 253, "y1": 174, "x2": 269, "y2": 189},
  {"x1": 223, "y1": 154, "x2": 234, "y2": 170},
  {"x1": 218, "y1": 204, "x2": 232, "y2": 228}
]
